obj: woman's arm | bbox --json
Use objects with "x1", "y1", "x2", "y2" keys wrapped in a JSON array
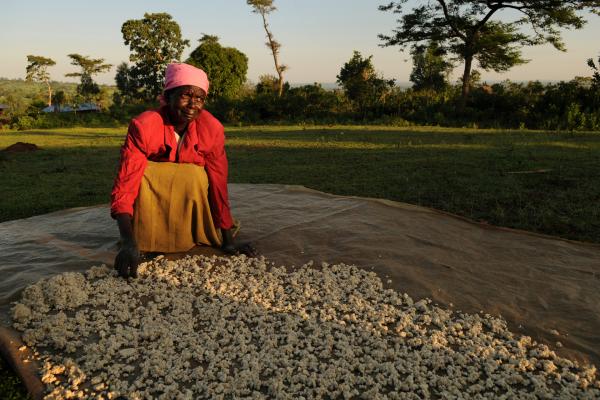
[
  {"x1": 202, "y1": 121, "x2": 256, "y2": 256},
  {"x1": 114, "y1": 213, "x2": 139, "y2": 278},
  {"x1": 203, "y1": 124, "x2": 234, "y2": 230},
  {"x1": 111, "y1": 119, "x2": 148, "y2": 278},
  {"x1": 111, "y1": 120, "x2": 149, "y2": 218}
]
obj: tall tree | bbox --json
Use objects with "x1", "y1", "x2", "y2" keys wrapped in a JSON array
[
  {"x1": 186, "y1": 35, "x2": 249, "y2": 99},
  {"x1": 121, "y1": 13, "x2": 189, "y2": 101},
  {"x1": 337, "y1": 51, "x2": 395, "y2": 115},
  {"x1": 65, "y1": 54, "x2": 112, "y2": 102},
  {"x1": 247, "y1": 0, "x2": 287, "y2": 97},
  {"x1": 25, "y1": 55, "x2": 56, "y2": 106},
  {"x1": 114, "y1": 62, "x2": 135, "y2": 104},
  {"x1": 255, "y1": 74, "x2": 279, "y2": 95},
  {"x1": 410, "y1": 41, "x2": 453, "y2": 91},
  {"x1": 379, "y1": 1, "x2": 600, "y2": 99},
  {"x1": 588, "y1": 56, "x2": 600, "y2": 89}
]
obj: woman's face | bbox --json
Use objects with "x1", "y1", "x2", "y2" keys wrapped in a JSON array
[{"x1": 167, "y1": 85, "x2": 206, "y2": 125}]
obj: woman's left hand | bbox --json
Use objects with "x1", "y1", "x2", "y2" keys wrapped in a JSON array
[
  {"x1": 222, "y1": 241, "x2": 258, "y2": 257},
  {"x1": 221, "y1": 228, "x2": 257, "y2": 257}
]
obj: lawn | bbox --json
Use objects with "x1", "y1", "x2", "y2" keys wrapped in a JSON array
[
  {"x1": 1, "y1": 125, "x2": 599, "y2": 241},
  {"x1": 1, "y1": 124, "x2": 600, "y2": 398}
]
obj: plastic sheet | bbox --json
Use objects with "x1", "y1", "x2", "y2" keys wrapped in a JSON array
[{"x1": 1, "y1": 184, "x2": 599, "y2": 398}]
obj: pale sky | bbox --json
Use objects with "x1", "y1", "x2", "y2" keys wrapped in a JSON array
[{"x1": 2, "y1": 0, "x2": 599, "y2": 86}]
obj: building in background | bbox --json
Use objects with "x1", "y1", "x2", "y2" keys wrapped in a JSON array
[{"x1": 41, "y1": 102, "x2": 100, "y2": 113}]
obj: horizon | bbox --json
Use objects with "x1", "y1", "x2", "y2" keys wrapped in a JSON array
[{"x1": 2, "y1": 1, "x2": 600, "y2": 86}]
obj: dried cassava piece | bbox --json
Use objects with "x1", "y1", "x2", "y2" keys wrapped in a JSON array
[{"x1": 12, "y1": 255, "x2": 600, "y2": 399}]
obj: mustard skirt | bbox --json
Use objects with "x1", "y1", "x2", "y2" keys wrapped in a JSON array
[{"x1": 133, "y1": 161, "x2": 222, "y2": 253}]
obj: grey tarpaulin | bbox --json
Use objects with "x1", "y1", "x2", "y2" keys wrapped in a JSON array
[{"x1": 1, "y1": 184, "x2": 599, "y2": 398}]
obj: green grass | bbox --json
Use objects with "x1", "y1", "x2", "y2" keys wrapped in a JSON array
[
  {"x1": 0, "y1": 358, "x2": 29, "y2": 400},
  {"x1": 1, "y1": 125, "x2": 600, "y2": 242},
  {"x1": 225, "y1": 126, "x2": 600, "y2": 243},
  {"x1": 1, "y1": 124, "x2": 600, "y2": 396},
  {"x1": 0, "y1": 128, "x2": 124, "y2": 220}
]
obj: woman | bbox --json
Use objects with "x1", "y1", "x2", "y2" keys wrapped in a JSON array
[{"x1": 111, "y1": 63, "x2": 255, "y2": 278}]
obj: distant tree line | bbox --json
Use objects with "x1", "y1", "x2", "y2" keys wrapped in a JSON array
[
  {"x1": 3, "y1": 1, "x2": 600, "y2": 131},
  {"x1": 204, "y1": 56, "x2": 600, "y2": 131}
]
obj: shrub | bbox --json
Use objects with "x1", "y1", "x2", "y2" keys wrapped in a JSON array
[{"x1": 14, "y1": 116, "x2": 36, "y2": 131}]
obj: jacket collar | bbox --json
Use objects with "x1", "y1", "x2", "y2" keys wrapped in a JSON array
[{"x1": 159, "y1": 106, "x2": 201, "y2": 160}]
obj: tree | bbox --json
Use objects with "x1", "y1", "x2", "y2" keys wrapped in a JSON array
[
  {"x1": 52, "y1": 90, "x2": 69, "y2": 111},
  {"x1": 410, "y1": 41, "x2": 453, "y2": 91},
  {"x1": 247, "y1": 0, "x2": 287, "y2": 97},
  {"x1": 379, "y1": 1, "x2": 600, "y2": 99},
  {"x1": 588, "y1": 56, "x2": 600, "y2": 89},
  {"x1": 121, "y1": 13, "x2": 189, "y2": 101},
  {"x1": 255, "y1": 74, "x2": 290, "y2": 95},
  {"x1": 114, "y1": 62, "x2": 136, "y2": 104},
  {"x1": 336, "y1": 51, "x2": 395, "y2": 115},
  {"x1": 186, "y1": 35, "x2": 249, "y2": 99},
  {"x1": 25, "y1": 55, "x2": 56, "y2": 106},
  {"x1": 256, "y1": 74, "x2": 278, "y2": 95},
  {"x1": 65, "y1": 54, "x2": 112, "y2": 102},
  {"x1": 586, "y1": 56, "x2": 600, "y2": 112}
]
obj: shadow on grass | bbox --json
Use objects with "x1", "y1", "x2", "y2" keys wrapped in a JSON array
[
  {"x1": 0, "y1": 147, "x2": 120, "y2": 223},
  {"x1": 229, "y1": 126, "x2": 599, "y2": 139},
  {"x1": 0, "y1": 358, "x2": 29, "y2": 400}
]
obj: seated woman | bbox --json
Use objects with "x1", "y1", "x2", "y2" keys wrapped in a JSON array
[{"x1": 111, "y1": 63, "x2": 256, "y2": 278}]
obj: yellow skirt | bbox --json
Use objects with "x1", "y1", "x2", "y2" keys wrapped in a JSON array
[{"x1": 133, "y1": 161, "x2": 222, "y2": 253}]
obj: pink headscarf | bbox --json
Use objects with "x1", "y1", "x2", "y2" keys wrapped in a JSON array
[{"x1": 164, "y1": 63, "x2": 209, "y2": 94}]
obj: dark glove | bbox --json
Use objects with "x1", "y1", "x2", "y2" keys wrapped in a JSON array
[
  {"x1": 222, "y1": 241, "x2": 258, "y2": 257},
  {"x1": 114, "y1": 238, "x2": 140, "y2": 279},
  {"x1": 221, "y1": 227, "x2": 257, "y2": 257}
]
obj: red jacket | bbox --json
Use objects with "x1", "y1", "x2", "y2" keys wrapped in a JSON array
[{"x1": 110, "y1": 107, "x2": 234, "y2": 230}]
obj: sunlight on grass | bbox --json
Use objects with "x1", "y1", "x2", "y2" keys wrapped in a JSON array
[
  {"x1": 528, "y1": 142, "x2": 594, "y2": 150},
  {"x1": 0, "y1": 128, "x2": 126, "y2": 149}
]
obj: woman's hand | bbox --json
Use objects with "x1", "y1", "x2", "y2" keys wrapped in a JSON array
[
  {"x1": 221, "y1": 228, "x2": 257, "y2": 257},
  {"x1": 114, "y1": 213, "x2": 140, "y2": 278},
  {"x1": 222, "y1": 241, "x2": 258, "y2": 257},
  {"x1": 114, "y1": 238, "x2": 140, "y2": 278}
]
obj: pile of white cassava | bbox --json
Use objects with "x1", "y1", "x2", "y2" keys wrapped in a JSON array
[{"x1": 11, "y1": 255, "x2": 600, "y2": 399}]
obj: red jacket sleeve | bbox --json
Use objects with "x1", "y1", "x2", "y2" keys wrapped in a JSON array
[
  {"x1": 110, "y1": 119, "x2": 148, "y2": 218},
  {"x1": 204, "y1": 122, "x2": 234, "y2": 230}
]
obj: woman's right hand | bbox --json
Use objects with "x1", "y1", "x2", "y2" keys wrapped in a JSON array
[
  {"x1": 114, "y1": 238, "x2": 140, "y2": 279},
  {"x1": 114, "y1": 213, "x2": 139, "y2": 279}
]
